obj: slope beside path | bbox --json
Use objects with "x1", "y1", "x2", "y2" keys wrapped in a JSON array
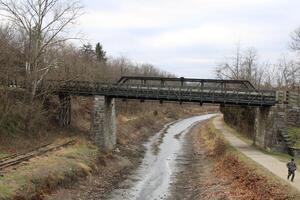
[{"x1": 213, "y1": 116, "x2": 300, "y2": 191}]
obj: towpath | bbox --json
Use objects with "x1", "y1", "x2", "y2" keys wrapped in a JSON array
[{"x1": 213, "y1": 116, "x2": 300, "y2": 191}]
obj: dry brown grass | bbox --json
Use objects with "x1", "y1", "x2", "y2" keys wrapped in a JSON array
[
  {"x1": 0, "y1": 96, "x2": 218, "y2": 199},
  {"x1": 0, "y1": 138, "x2": 98, "y2": 200},
  {"x1": 198, "y1": 120, "x2": 226, "y2": 157},
  {"x1": 199, "y1": 120, "x2": 300, "y2": 200}
]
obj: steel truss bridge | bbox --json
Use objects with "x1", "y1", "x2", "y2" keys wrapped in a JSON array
[
  {"x1": 2, "y1": 76, "x2": 279, "y2": 106},
  {"x1": 35, "y1": 76, "x2": 276, "y2": 107}
]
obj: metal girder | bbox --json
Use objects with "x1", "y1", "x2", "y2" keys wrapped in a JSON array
[
  {"x1": 45, "y1": 77, "x2": 276, "y2": 106},
  {"x1": 2, "y1": 76, "x2": 277, "y2": 106},
  {"x1": 117, "y1": 76, "x2": 258, "y2": 91}
]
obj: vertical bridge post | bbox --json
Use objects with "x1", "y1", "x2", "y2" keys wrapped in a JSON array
[
  {"x1": 58, "y1": 93, "x2": 71, "y2": 126},
  {"x1": 90, "y1": 96, "x2": 116, "y2": 152}
]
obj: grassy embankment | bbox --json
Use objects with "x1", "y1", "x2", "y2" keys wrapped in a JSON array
[
  {"x1": 0, "y1": 99, "x2": 217, "y2": 200},
  {"x1": 0, "y1": 139, "x2": 98, "y2": 199},
  {"x1": 288, "y1": 127, "x2": 300, "y2": 148},
  {"x1": 199, "y1": 118, "x2": 300, "y2": 199}
]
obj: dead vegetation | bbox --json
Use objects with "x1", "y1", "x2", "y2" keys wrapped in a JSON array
[
  {"x1": 0, "y1": 97, "x2": 217, "y2": 199},
  {"x1": 0, "y1": 138, "x2": 98, "y2": 200},
  {"x1": 198, "y1": 120, "x2": 300, "y2": 200},
  {"x1": 0, "y1": 3, "x2": 221, "y2": 198},
  {"x1": 44, "y1": 103, "x2": 217, "y2": 200},
  {"x1": 215, "y1": 155, "x2": 290, "y2": 199}
]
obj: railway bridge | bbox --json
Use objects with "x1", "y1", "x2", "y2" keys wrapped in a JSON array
[{"x1": 5, "y1": 76, "x2": 299, "y2": 152}]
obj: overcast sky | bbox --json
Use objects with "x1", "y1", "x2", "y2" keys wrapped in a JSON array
[{"x1": 78, "y1": 0, "x2": 300, "y2": 78}]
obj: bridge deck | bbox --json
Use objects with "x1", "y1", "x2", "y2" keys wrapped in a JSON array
[
  {"x1": 44, "y1": 78, "x2": 276, "y2": 106},
  {"x1": 2, "y1": 77, "x2": 277, "y2": 106}
]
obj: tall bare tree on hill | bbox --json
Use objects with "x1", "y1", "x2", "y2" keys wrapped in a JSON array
[
  {"x1": 275, "y1": 57, "x2": 299, "y2": 90},
  {"x1": 289, "y1": 27, "x2": 300, "y2": 90},
  {"x1": 216, "y1": 45, "x2": 265, "y2": 86},
  {"x1": 215, "y1": 44, "x2": 242, "y2": 80},
  {"x1": 0, "y1": 0, "x2": 83, "y2": 99},
  {"x1": 291, "y1": 27, "x2": 300, "y2": 52}
]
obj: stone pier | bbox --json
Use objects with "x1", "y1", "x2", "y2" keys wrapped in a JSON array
[
  {"x1": 90, "y1": 96, "x2": 116, "y2": 152},
  {"x1": 58, "y1": 94, "x2": 71, "y2": 126},
  {"x1": 253, "y1": 107, "x2": 270, "y2": 149}
]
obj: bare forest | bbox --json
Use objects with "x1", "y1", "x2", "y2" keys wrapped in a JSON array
[
  {"x1": 0, "y1": 0, "x2": 299, "y2": 142},
  {"x1": 0, "y1": 0, "x2": 174, "y2": 139},
  {"x1": 1, "y1": 1, "x2": 300, "y2": 199},
  {"x1": 216, "y1": 33, "x2": 300, "y2": 90}
]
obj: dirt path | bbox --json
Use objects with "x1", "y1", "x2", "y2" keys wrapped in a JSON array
[{"x1": 213, "y1": 116, "x2": 300, "y2": 191}]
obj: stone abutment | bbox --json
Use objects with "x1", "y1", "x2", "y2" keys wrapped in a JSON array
[
  {"x1": 90, "y1": 96, "x2": 116, "y2": 152},
  {"x1": 221, "y1": 105, "x2": 292, "y2": 154}
]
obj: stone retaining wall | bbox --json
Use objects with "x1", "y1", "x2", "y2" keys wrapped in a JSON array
[{"x1": 287, "y1": 107, "x2": 300, "y2": 127}]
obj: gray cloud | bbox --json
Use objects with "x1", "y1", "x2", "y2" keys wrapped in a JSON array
[{"x1": 79, "y1": 0, "x2": 300, "y2": 78}]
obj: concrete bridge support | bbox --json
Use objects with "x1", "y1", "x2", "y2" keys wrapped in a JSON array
[
  {"x1": 58, "y1": 94, "x2": 71, "y2": 126},
  {"x1": 90, "y1": 96, "x2": 116, "y2": 152},
  {"x1": 253, "y1": 107, "x2": 271, "y2": 148}
]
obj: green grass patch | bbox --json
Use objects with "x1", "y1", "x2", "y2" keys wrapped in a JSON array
[
  {"x1": 0, "y1": 152, "x2": 9, "y2": 159},
  {"x1": 288, "y1": 127, "x2": 300, "y2": 148}
]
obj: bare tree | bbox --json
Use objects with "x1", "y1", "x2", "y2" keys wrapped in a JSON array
[
  {"x1": 275, "y1": 57, "x2": 299, "y2": 90},
  {"x1": 215, "y1": 44, "x2": 242, "y2": 80},
  {"x1": 0, "y1": 0, "x2": 82, "y2": 98},
  {"x1": 0, "y1": 25, "x2": 22, "y2": 81},
  {"x1": 289, "y1": 27, "x2": 300, "y2": 90},
  {"x1": 291, "y1": 27, "x2": 300, "y2": 51},
  {"x1": 106, "y1": 56, "x2": 131, "y2": 81},
  {"x1": 215, "y1": 45, "x2": 270, "y2": 89},
  {"x1": 241, "y1": 48, "x2": 259, "y2": 83},
  {"x1": 262, "y1": 62, "x2": 276, "y2": 89}
]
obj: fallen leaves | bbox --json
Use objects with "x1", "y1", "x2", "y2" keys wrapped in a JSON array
[{"x1": 199, "y1": 120, "x2": 295, "y2": 200}]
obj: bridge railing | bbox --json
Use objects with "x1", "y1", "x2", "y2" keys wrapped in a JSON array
[
  {"x1": 117, "y1": 76, "x2": 259, "y2": 92},
  {"x1": 43, "y1": 80, "x2": 276, "y2": 106},
  {"x1": 0, "y1": 78, "x2": 278, "y2": 106},
  {"x1": 276, "y1": 91, "x2": 300, "y2": 107}
]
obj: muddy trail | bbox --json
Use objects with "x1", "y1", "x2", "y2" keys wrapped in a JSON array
[{"x1": 104, "y1": 114, "x2": 218, "y2": 200}]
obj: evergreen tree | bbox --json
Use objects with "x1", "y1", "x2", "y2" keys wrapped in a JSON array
[
  {"x1": 81, "y1": 43, "x2": 94, "y2": 58},
  {"x1": 95, "y1": 42, "x2": 107, "y2": 62}
]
